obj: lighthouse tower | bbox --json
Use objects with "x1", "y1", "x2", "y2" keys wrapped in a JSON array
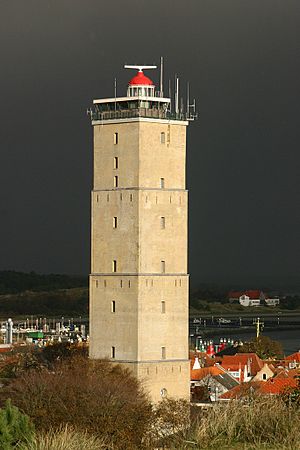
[{"x1": 89, "y1": 64, "x2": 193, "y2": 402}]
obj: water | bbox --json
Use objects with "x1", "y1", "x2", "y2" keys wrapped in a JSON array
[{"x1": 212, "y1": 328, "x2": 300, "y2": 355}]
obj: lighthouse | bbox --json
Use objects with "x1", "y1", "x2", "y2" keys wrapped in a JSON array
[{"x1": 89, "y1": 63, "x2": 195, "y2": 402}]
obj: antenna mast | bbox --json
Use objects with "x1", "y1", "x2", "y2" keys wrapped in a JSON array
[
  {"x1": 187, "y1": 82, "x2": 190, "y2": 118},
  {"x1": 160, "y1": 56, "x2": 164, "y2": 97},
  {"x1": 114, "y1": 77, "x2": 117, "y2": 112},
  {"x1": 175, "y1": 76, "x2": 179, "y2": 115}
]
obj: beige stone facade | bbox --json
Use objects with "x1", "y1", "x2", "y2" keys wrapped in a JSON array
[{"x1": 90, "y1": 117, "x2": 190, "y2": 402}]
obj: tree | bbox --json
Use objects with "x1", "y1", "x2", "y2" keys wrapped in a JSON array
[
  {"x1": 0, "y1": 399, "x2": 34, "y2": 449},
  {"x1": 239, "y1": 335, "x2": 283, "y2": 359}
]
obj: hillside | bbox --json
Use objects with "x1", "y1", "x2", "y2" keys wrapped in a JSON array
[{"x1": 0, "y1": 287, "x2": 88, "y2": 318}]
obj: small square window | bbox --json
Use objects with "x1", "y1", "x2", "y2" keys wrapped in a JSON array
[
  {"x1": 111, "y1": 346, "x2": 115, "y2": 358},
  {"x1": 160, "y1": 217, "x2": 165, "y2": 229},
  {"x1": 111, "y1": 301, "x2": 116, "y2": 313},
  {"x1": 160, "y1": 178, "x2": 165, "y2": 188},
  {"x1": 114, "y1": 132, "x2": 118, "y2": 145},
  {"x1": 113, "y1": 217, "x2": 118, "y2": 228}
]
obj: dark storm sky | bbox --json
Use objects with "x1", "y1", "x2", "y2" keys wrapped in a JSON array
[{"x1": 0, "y1": 0, "x2": 299, "y2": 288}]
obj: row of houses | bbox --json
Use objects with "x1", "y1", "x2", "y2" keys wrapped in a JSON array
[
  {"x1": 228, "y1": 290, "x2": 280, "y2": 307},
  {"x1": 191, "y1": 350, "x2": 300, "y2": 402}
]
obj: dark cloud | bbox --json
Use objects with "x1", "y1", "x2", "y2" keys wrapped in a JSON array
[{"x1": 0, "y1": 0, "x2": 299, "y2": 287}]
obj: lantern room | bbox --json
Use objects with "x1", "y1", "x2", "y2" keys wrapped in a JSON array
[{"x1": 127, "y1": 69, "x2": 155, "y2": 97}]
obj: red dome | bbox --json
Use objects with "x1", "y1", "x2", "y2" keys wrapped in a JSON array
[{"x1": 128, "y1": 71, "x2": 154, "y2": 86}]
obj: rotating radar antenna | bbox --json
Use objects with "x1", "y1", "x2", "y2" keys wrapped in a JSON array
[{"x1": 124, "y1": 65, "x2": 157, "y2": 72}]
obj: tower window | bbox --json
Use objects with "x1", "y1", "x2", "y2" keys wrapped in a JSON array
[
  {"x1": 161, "y1": 261, "x2": 165, "y2": 273},
  {"x1": 95, "y1": 280, "x2": 98, "y2": 288},
  {"x1": 114, "y1": 132, "x2": 118, "y2": 145},
  {"x1": 160, "y1": 388, "x2": 167, "y2": 398},
  {"x1": 113, "y1": 217, "x2": 118, "y2": 228},
  {"x1": 160, "y1": 217, "x2": 166, "y2": 229},
  {"x1": 161, "y1": 301, "x2": 166, "y2": 314},
  {"x1": 160, "y1": 178, "x2": 165, "y2": 188},
  {"x1": 111, "y1": 346, "x2": 115, "y2": 358},
  {"x1": 112, "y1": 260, "x2": 117, "y2": 272},
  {"x1": 160, "y1": 132, "x2": 165, "y2": 144},
  {"x1": 114, "y1": 157, "x2": 119, "y2": 169},
  {"x1": 114, "y1": 176, "x2": 118, "y2": 188},
  {"x1": 107, "y1": 194, "x2": 110, "y2": 202},
  {"x1": 96, "y1": 194, "x2": 99, "y2": 203},
  {"x1": 111, "y1": 301, "x2": 116, "y2": 313},
  {"x1": 161, "y1": 347, "x2": 166, "y2": 359},
  {"x1": 130, "y1": 194, "x2": 133, "y2": 202}
]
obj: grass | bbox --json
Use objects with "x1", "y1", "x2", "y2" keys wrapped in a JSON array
[
  {"x1": 189, "y1": 397, "x2": 300, "y2": 449},
  {"x1": 26, "y1": 425, "x2": 107, "y2": 450}
]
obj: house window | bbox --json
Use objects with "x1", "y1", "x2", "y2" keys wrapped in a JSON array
[
  {"x1": 113, "y1": 217, "x2": 118, "y2": 228},
  {"x1": 160, "y1": 132, "x2": 165, "y2": 144},
  {"x1": 114, "y1": 176, "x2": 118, "y2": 187},
  {"x1": 112, "y1": 260, "x2": 117, "y2": 272},
  {"x1": 114, "y1": 132, "x2": 118, "y2": 145},
  {"x1": 160, "y1": 178, "x2": 165, "y2": 188},
  {"x1": 114, "y1": 157, "x2": 119, "y2": 169},
  {"x1": 161, "y1": 301, "x2": 166, "y2": 314},
  {"x1": 161, "y1": 260, "x2": 165, "y2": 273},
  {"x1": 111, "y1": 301, "x2": 116, "y2": 313},
  {"x1": 262, "y1": 373, "x2": 267, "y2": 380},
  {"x1": 111, "y1": 346, "x2": 115, "y2": 358},
  {"x1": 161, "y1": 347, "x2": 166, "y2": 359},
  {"x1": 160, "y1": 217, "x2": 165, "y2": 229}
]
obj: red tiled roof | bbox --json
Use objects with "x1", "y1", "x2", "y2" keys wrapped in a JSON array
[
  {"x1": 191, "y1": 366, "x2": 223, "y2": 381},
  {"x1": 220, "y1": 377, "x2": 298, "y2": 399},
  {"x1": 229, "y1": 290, "x2": 262, "y2": 299},
  {"x1": 259, "y1": 377, "x2": 298, "y2": 394},
  {"x1": 221, "y1": 353, "x2": 264, "y2": 376},
  {"x1": 275, "y1": 369, "x2": 300, "y2": 379},
  {"x1": 286, "y1": 352, "x2": 300, "y2": 363}
]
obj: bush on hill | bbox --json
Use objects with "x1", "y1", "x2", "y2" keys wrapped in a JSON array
[
  {"x1": 0, "y1": 271, "x2": 87, "y2": 295},
  {"x1": 3, "y1": 356, "x2": 152, "y2": 449}
]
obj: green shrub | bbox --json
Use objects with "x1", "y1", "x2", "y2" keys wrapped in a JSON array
[{"x1": 0, "y1": 399, "x2": 34, "y2": 449}]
